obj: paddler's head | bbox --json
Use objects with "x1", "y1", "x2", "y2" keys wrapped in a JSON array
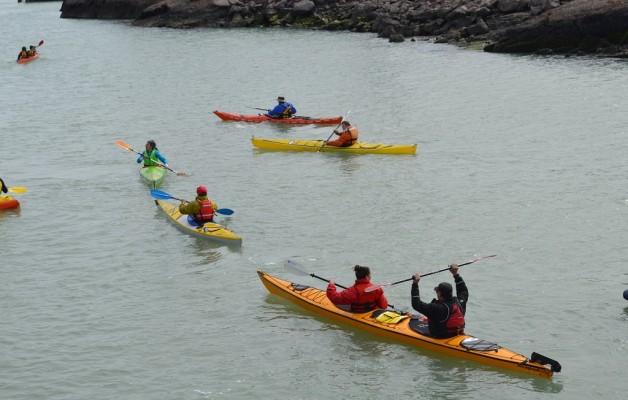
[
  {"x1": 434, "y1": 282, "x2": 453, "y2": 300},
  {"x1": 146, "y1": 140, "x2": 156, "y2": 151},
  {"x1": 354, "y1": 265, "x2": 371, "y2": 280},
  {"x1": 196, "y1": 186, "x2": 208, "y2": 196}
]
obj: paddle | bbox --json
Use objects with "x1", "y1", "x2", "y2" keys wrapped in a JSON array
[
  {"x1": 7, "y1": 187, "x2": 27, "y2": 194},
  {"x1": 150, "y1": 189, "x2": 234, "y2": 215},
  {"x1": 37, "y1": 39, "x2": 44, "y2": 47},
  {"x1": 284, "y1": 259, "x2": 348, "y2": 289},
  {"x1": 115, "y1": 140, "x2": 189, "y2": 176},
  {"x1": 365, "y1": 255, "x2": 497, "y2": 293},
  {"x1": 250, "y1": 107, "x2": 268, "y2": 112},
  {"x1": 318, "y1": 111, "x2": 350, "y2": 152}
]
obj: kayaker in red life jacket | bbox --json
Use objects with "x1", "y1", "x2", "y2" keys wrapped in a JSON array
[
  {"x1": 411, "y1": 264, "x2": 468, "y2": 338},
  {"x1": 327, "y1": 265, "x2": 388, "y2": 312},
  {"x1": 178, "y1": 186, "x2": 218, "y2": 224},
  {"x1": 324, "y1": 121, "x2": 359, "y2": 147},
  {"x1": 265, "y1": 96, "x2": 297, "y2": 119}
]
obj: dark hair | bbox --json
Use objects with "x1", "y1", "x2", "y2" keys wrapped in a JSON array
[
  {"x1": 354, "y1": 265, "x2": 371, "y2": 279},
  {"x1": 147, "y1": 140, "x2": 157, "y2": 149}
]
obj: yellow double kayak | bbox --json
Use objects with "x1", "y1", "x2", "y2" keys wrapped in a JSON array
[
  {"x1": 154, "y1": 200, "x2": 242, "y2": 245},
  {"x1": 257, "y1": 270, "x2": 561, "y2": 378},
  {"x1": 251, "y1": 137, "x2": 417, "y2": 154}
]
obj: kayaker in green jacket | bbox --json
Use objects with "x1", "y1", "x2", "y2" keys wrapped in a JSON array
[
  {"x1": 136, "y1": 140, "x2": 168, "y2": 167},
  {"x1": 179, "y1": 186, "x2": 218, "y2": 224}
]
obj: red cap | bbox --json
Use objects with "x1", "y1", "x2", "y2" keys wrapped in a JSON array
[{"x1": 196, "y1": 186, "x2": 207, "y2": 195}]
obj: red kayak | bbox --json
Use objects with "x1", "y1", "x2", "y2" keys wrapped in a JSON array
[
  {"x1": 17, "y1": 52, "x2": 39, "y2": 64},
  {"x1": 213, "y1": 110, "x2": 343, "y2": 125},
  {"x1": 0, "y1": 195, "x2": 19, "y2": 210}
]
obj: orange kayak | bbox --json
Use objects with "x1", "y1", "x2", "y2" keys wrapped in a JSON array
[
  {"x1": 17, "y1": 52, "x2": 39, "y2": 64},
  {"x1": 257, "y1": 270, "x2": 561, "y2": 378},
  {"x1": 213, "y1": 110, "x2": 343, "y2": 125},
  {"x1": 0, "y1": 195, "x2": 19, "y2": 210}
]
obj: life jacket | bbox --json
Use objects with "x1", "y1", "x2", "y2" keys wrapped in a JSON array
[
  {"x1": 28, "y1": 49, "x2": 36, "y2": 56},
  {"x1": 341, "y1": 127, "x2": 358, "y2": 147},
  {"x1": 142, "y1": 149, "x2": 159, "y2": 166},
  {"x1": 431, "y1": 297, "x2": 466, "y2": 337},
  {"x1": 194, "y1": 199, "x2": 215, "y2": 222},
  {"x1": 350, "y1": 282, "x2": 380, "y2": 312},
  {"x1": 19, "y1": 50, "x2": 28, "y2": 58},
  {"x1": 282, "y1": 104, "x2": 295, "y2": 118}
]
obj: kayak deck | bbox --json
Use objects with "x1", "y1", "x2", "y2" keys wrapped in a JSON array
[
  {"x1": 257, "y1": 270, "x2": 560, "y2": 378},
  {"x1": 139, "y1": 166, "x2": 166, "y2": 189},
  {"x1": 213, "y1": 110, "x2": 343, "y2": 125},
  {"x1": 155, "y1": 200, "x2": 242, "y2": 245},
  {"x1": 251, "y1": 137, "x2": 417, "y2": 155}
]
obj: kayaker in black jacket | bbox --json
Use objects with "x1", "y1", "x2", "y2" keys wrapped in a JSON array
[
  {"x1": 410, "y1": 264, "x2": 468, "y2": 338},
  {"x1": 0, "y1": 178, "x2": 8, "y2": 193}
]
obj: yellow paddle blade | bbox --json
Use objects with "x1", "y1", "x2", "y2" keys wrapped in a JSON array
[{"x1": 8, "y1": 187, "x2": 27, "y2": 194}]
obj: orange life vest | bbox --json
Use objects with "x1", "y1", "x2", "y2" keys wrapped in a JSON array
[{"x1": 194, "y1": 199, "x2": 215, "y2": 222}]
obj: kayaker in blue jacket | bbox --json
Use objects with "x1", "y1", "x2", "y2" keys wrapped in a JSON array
[
  {"x1": 410, "y1": 263, "x2": 468, "y2": 338},
  {"x1": 265, "y1": 96, "x2": 297, "y2": 119},
  {"x1": 136, "y1": 140, "x2": 168, "y2": 167}
]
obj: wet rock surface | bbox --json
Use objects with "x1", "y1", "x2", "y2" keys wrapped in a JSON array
[{"x1": 59, "y1": 0, "x2": 628, "y2": 57}]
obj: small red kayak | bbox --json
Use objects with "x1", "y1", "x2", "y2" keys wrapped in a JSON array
[
  {"x1": 0, "y1": 195, "x2": 19, "y2": 210},
  {"x1": 213, "y1": 110, "x2": 343, "y2": 125},
  {"x1": 17, "y1": 52, "x2": 39, "y2": 64}
]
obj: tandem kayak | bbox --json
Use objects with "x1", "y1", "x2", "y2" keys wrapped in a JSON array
[
  {"x1": 257, "y1": 270, "x2": 561, "y2": 378},
  {"x1": 17, "y1": 52, "x2": 39, "y2": 64},
  {"x1": 0, "y1": 195, "x2": 19, "y2": 210},
  {"x1": 213, "y1": 110, "x2": 343, "y2": 125},
  {"x1": 139, "y1": 166, "x2": 166, "y2": 189},
  {"x1": 251, "y1": 137, "x2": 417, "y2": 155},
  {"x1": 154, "y1": 200, "x2": 242, "y2": 245}
]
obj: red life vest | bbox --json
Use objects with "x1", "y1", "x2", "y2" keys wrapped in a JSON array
[
  {"x1": 194, "y1": 199, "x2": 215, "y2": 222},
  {"x1": 444, "y1": 301, "x2": 465, "y2": 336},
  {"x1": 350, "y1": 282, "x2": 379, "y2": 312}
]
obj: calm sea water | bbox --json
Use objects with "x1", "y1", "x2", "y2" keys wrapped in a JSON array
[{"x1": 1, "y1": 2, "x2": 627, "y2": 399}]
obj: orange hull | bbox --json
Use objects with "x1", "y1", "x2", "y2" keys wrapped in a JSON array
[{"x1": 213, "y1": 110, "x2": 342, "y2": 125}]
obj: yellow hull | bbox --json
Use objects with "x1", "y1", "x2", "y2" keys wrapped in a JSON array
[
  {"x1": 155, "y1": 200, "x2": 242, "y2": 245},
  {"x1": 251, "y1": 137, "x2": 417, "y2": 154},
  {"x1": 257, "y1": 270, "x2": 558, "y2": 378}
]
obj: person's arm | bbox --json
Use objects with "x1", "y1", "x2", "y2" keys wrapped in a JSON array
[
  {"x1": 376, "y1": 290, "x2": 388, "y2": 309},
  {"x1": 136, "y1": 153, "x2": 144, "y2": 163},
  {"x1": 178, "y1": 200, "x2": 199, "y2": 215},
  {"x1": 155, "y1": 151, "x2": 168, "y2": 165},
  {"x1": 267, "y1": 104, "x2": 283, "y2": 117},
  {"x1": 326, "y1": 283, "x2": 357, "y2": 305}
]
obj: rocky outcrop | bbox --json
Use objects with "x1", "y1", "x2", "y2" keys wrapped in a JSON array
[{"x1": 58, "y1": 0, "x2": 628, "y2": 57}]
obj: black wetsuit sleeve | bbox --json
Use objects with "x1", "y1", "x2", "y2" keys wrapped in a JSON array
[{"x1": 454, "y1": 274, "x2": 469, "y2": 312}]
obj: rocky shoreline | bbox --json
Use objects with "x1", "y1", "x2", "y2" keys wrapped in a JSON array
[{"x1": 59, "y1": 0, "x2": 628, "y2": 57}]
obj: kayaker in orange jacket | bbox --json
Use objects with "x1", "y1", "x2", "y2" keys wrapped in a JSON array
[
  {"x1": 327, "y1": 265, "x2": 388, "y2": 312},
  {"x1": 325, "y1": 121, "x2": 358, "y2": 147},
  {"x1": 179, "y1": 186, "x2": 218, "y2": 224},
  {"x1": 410, "y1": 263, "x2": 468, "y2": 338}
]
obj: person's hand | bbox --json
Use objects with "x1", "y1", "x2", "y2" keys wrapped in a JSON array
[
  {"x1": 449, "y1": 263, "x2": 459, "y2": 276},
  {"x1": 412, "y1": 273, "x2": 421, "y2": 283},
  {"x1": 333, "y1": 129, "x2": 339, "y2": 134},
  {"x1": 329, "y1": 280, "x2": 335, "y2": 286}
]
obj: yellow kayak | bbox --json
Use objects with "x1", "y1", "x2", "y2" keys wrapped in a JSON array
[
  {"x1": 251, "y1": 137, "x2": 417, "y2": 154},
  {"x1": 154, "y1": 200, "x2": 242, "y2": 245},
  {"x1": 257, "y1": 270, "x2": 561, "y2": 378}
]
